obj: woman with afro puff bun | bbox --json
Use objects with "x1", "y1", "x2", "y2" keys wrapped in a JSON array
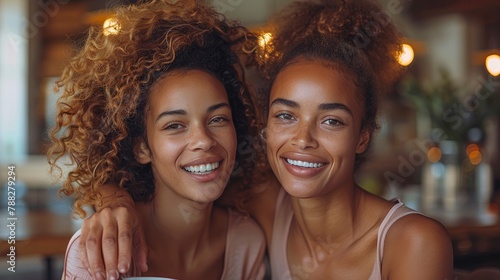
[
  {"x1": 47, "y1": 0, "x2": 268, "y2": 279},
  {"x1": 74, "y1": 0, "x2": 454, "y2": 279}
]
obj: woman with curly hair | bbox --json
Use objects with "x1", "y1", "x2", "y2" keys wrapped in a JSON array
[
  {"x1": 47, "y1": 0, "x2": 267, "y2": 279},
  {"x1": 77, "y1": 0, "x2": 453, "y2": 279}
]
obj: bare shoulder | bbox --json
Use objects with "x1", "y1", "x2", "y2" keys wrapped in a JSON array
[
  {"x1": 387, "y1": 213, "x2": 451, "y2": 245},
  {"x1": 382, "y1": 212, "x2": 454, "y2": 280}
]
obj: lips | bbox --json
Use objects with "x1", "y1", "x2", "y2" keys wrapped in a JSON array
[{"x1": 280, "y1": 153, "x2": 328, "y2": 178}]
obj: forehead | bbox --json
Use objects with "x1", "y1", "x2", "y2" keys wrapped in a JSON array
[
  {"x1": 270, "y1": 60, "x2": 361, "y2": 107},
  {"x1": 148, "y1": 69, "x2": 228, "y2": 108}
]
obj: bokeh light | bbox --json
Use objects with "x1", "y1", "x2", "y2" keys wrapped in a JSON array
[
  {"x1": 485, "y1": 54, "x2": 500, "y2": 76},
  {"x1": 469, "y1": 150, "x2": 482, "y2": 165},
  {"x1": 103, "y1": 17, "x2": 120, "y2": 36},
  {"x1": 466, "y1": 143, "x2": 479, "y2": 157},
  {"x1": 427, "y1": 147, "x2": 442, "y2": 163},
  {"x1": 398, "y1": 43, "x2": 414, "y2": 66},
  {"x1": 258, "y1": 32, "x2": 273, "y2": 48}
]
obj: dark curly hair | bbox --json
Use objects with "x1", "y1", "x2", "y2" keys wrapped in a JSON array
[
  {"x1": 47, "y1": 0, "x2": 266, "y2": 217},
  {"x1": 256, "y1": 0, "x2": 404, "y2": 170}
]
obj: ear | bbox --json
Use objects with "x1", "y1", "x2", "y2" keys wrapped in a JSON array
[
  {"x1": 355, "y1": 129, "x2": 371, "y2": 154},
  {"x1": 134, "y1": 138, "x2": 151, "y2": 164}
]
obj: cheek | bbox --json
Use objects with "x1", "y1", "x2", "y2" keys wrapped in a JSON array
[
  {"x1": 321, "y1": 132, "x2": 358, "y2": 158},
  {"x1": 156, "y1": 143, "x2": 182, "y2": 162},
  {"x1": 225, "y1": 136, "x2": 237, "y2": 157},
  {"x1": 265, "y1": 125, "x2": 287, "y2": 155},
  {"x1": 265, "y1": 124, "x2": 277, "y2": 148},
  {"x1": 215, "y1": 127, "x2": 237, "y2": 156},
  {"x1": 148, "y1": 135, "x2": 184, "y2": 162}
]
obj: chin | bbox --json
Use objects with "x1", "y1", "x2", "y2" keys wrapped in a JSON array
[
  {"x1": 281, "y1": 183, "x2": 320, "y2": 199},
  {"x1": 196, "y1": 183, "x2": 226, "y2": 202}
]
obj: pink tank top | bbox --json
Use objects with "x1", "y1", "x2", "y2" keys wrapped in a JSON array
[
  {"x1": 62, "y1": 208, "x2": 266, "y2": 280},
  {"x1": 270, "y1": 188, "x2": 420, "y2": 280}
]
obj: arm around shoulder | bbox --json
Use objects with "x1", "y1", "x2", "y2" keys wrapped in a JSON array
[
  {"x1": 383, "y1": 214, "x2": 454, "y2": 280},
  {"x1": 95, "y1": 183, "x2": 135, "y2": 211}
]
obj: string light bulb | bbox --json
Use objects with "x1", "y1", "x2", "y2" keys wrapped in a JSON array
[
  {"x1": 398, "y1": 43, "x2": 414, "y2": 66},
  {"x1": 485, "y1": 54, "x2": 500, "y2": 76},
  {"x1": 258, "y1": 32, "x2": 272, "y2": 48},
  {"x1": 103, "y1": 17, "x2": 120, "y2": 36}
]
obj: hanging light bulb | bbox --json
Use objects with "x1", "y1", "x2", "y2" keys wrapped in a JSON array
[
  {"x1": 485, "y1": 54, "x2": 500, "y2": 76},
  {"x1": 398, "y1": 43, "x2": 414, "y2": 66},
  {"x1": 258, "y1": 32, "x2": 272, "y2": 48},
  {"x1": 103, "y1": 17, "x2": 120, "y2": 36}
]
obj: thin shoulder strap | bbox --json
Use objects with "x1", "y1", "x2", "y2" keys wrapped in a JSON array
[{"x1": 368, "y1": 202, "x2": 421, "y2": 280}]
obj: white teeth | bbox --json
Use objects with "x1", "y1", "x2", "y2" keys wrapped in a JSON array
[
  {"x1": 286, "y1": 158, "x2": 324, "y2": 168},
  {"x1": 184, "y1": 162, "x2": 220, "y2": 174}
]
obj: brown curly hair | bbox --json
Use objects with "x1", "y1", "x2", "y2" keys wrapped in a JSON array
[
  {"x1": 259, "y1": 0, "x2": 403, "y2": 90},
  {"x1": 256, "y1": 0, "x2": 405, "y2": 170},
  {"x1": 47, "y1": 0, "x2": 267, "y2": 218}
]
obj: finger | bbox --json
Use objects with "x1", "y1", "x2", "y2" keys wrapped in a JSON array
[
  {"x1": 78, "y1": 220, "x2": 91, "y2": 272},
  {"x1": 99, "y1": 208, "x2": 120, "y2": 280},
  {"x1": 116, "y1": 207, "x2": 133, "y2": 274},
  {"x1": 83, "y1": 216, "x2": 107, "y2": 280}
]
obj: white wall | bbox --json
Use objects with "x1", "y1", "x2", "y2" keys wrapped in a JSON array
[
  {"x1": 0, "y1": 0, "x2": 28, "y2": 164},
  {"x1": 420, "y1": 14, "x2": 468, "y2": 83}
]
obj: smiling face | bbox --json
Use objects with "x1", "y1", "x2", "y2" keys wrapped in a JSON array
[
  {"x1": 266, "y1": 60, "x2": 370, "y2": 198},
  {"x1": 134, "y1": 69, "x2": 236, "y2": 203}
]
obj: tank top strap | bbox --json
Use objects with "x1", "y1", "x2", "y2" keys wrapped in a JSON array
[{"x1": 368, "y1": 200, "x2": 421, "y2": 280}]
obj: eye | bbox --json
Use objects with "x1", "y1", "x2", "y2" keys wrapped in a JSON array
[
  {"x1": 275, "y1": 112, "x2": 295, "y2": 121},
  {"x1": 163, "y1": 123, "x2": 185, "y2": 131},
  {"x1": 209, "y1": 116, "x2": 230, "y2": 125},
  {"x1": 322, "y1": 118, "x2": 344, "y2": 126}
]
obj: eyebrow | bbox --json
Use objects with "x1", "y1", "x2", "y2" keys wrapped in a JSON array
[
  {"x1": 318, "y1": 103, "x2": 353, "y2": 116},
  {"x1": 207, "y1": 102, "x2": 230, "y2": 113},
  {"x1": 270, "y1": 98, "x2": 299, "y2": 108},
  {"x1": 155, "y1": 102, "x2": 230, "y2": 123},
  {"x1": 270, "y1": 98, "x2": 353, "y2": 116}
]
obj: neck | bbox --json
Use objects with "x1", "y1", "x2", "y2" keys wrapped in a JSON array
[
  {"x1": 289, "y1": 183, "x2": 365, "y2": 249},
  {"x1": 136, "y1": 192, "x2": 216, "y2": 257}
]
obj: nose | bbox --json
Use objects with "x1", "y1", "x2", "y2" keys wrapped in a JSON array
[
  {"x1": 188, "y1": 125, "x2": 216, "y2": 151},
  {"x1": 290, "y1": 122, "x2": 318, "y2": 149}
]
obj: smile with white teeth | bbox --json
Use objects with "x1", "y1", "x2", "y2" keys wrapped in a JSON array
[
  {"x1": 184, "y1": 161, "x2": 220, "y2": 174},
  {"x1": 286, "y1": 158, "x2": 325, "y2": 168}
]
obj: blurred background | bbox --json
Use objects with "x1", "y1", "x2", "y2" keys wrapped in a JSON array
[{"x1": 0, "y1": 0, "x2": 499, "y2": 279}]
